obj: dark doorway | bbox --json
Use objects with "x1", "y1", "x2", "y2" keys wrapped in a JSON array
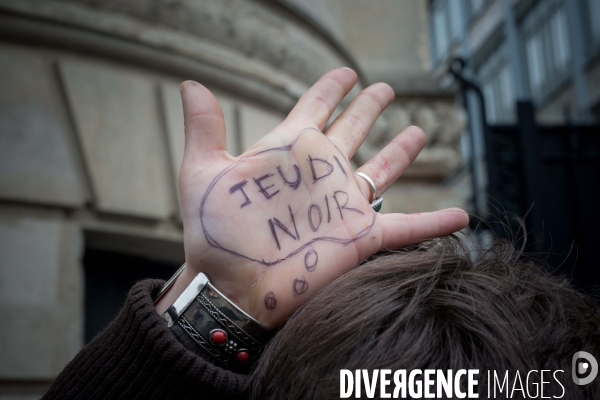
[{"x1": 83, "y1": 249, "x2": 179, "y2": 343}]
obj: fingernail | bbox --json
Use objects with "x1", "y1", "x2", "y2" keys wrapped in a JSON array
[
  {"x1": 180, "y1": 80, "x2": 199, "y2": 92},
  {"x1": 437, "y1": 208, "x2": 466, "y2": 213}
]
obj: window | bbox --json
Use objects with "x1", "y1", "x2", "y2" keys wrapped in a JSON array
[
  {"x1": 430, "y1": 0, "x2": 464, "y2": 63},
  {"x1": 586, "y1": 0, "x2": 600, "y2": 53},
  {"x1": 483, "y1": 83, "x2": 497, "y2": 123},
  {"x1": 433, "y1": 2, "x2": 450, "y2": 59},
  {"x1": 549, "y1": 9, "x2": 570, "y2": 70},
  {"x1": 449, "y1": 1, "x2": 463, "y2": 41},
  {"x1": 478, "y1": 45, "x2": 516, "y2": 124},
  {"x1": 499, "y1": 66, "x2": 515, "y2": 114},
  {"x1": 521, "y1": 0, "x2": 571, "y2": 102},
  {"x1": 525, "y1": 33, "x2": 545, "y2": 93}
]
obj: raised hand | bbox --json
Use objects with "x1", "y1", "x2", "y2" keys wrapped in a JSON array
[{"x1": 155, "y1": 68, "x2": 469, "y2": 327}]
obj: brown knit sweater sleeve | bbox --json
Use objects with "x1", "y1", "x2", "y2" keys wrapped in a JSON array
[{"x1": 43, "y1": 279, "x2": 248, "y2": 400}]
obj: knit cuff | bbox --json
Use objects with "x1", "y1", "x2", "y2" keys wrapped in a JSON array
[{"x1": 44, "y1": 279, "x2": 247, "y2": 400}]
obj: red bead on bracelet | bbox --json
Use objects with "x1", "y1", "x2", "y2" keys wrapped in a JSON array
[
  {"x1": 236, "y1": 350, "x2": 250, "y2": 363},
  {"x1": 210, "y1": 329, "x2": 228, "y2": 346}
]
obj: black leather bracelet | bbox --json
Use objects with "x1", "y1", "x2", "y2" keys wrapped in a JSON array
[{"x1": 155, "y1": 265, "x2": 276, "y2": 373}]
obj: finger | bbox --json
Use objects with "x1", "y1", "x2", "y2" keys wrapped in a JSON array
[
  {"x1": 286, "y1": 68, "x2": 358, "y2": 130},
  {"x1": 355, "y1": 125, "x2": 426, "y2": 200},
  {"x1": 379, "y1": 208, "x2": 469, "y2": 250},
  {"x1": 180, "y1": 81, "x2": 227, "y2": 161},
  {"x1": 326, "y1": 82, "x2": 395, "y2": 159}
]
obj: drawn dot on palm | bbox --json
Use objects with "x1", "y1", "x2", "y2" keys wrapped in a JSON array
[{"x1": 162, "y1": 68, "x2": 469, "y2": 328}]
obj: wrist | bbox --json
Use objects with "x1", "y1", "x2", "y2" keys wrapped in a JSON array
[
  {"x1": 154, "y1": 265, "x2": 277, "y2": 371},
  {"x1": 199, "y1": 276, "x2": 280, "y2": 329},
  {"x1": 155, "y1": 266, "x2": 269, "y2": 326}
]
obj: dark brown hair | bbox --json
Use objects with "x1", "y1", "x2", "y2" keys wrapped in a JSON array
[{"x1": 249, "y1": 235, "x2": 600, "y2": 399}]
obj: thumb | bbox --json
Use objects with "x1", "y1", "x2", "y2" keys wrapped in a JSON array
[{"x1": 180, "y1": 81, "x2": 227, "y2": 162}]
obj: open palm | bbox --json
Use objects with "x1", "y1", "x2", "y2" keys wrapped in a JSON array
[{"x1": 156, "y1": 68, "x2": 469, "y2": 328}]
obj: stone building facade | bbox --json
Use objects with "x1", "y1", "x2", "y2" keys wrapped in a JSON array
[{"x1": 0, "y1": 0, "x2": 467, "y2": 397}]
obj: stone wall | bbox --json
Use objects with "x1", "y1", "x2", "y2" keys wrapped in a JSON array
[
  {"x1": 0, "y1": 1, "x2": 347, "y2": 395},
  {"x1": 287, "y1": 0, "x2": 469, "y2": 214},
  {"x1": 0, "y1": 0, "x2": 468, "y2": 396}
]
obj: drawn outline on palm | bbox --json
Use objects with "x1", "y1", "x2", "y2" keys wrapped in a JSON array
[{"x1": 199, "y1": 128, "x2": 376, "y2": 270}]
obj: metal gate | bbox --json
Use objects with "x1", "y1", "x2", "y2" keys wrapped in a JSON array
[{"x1": 450, "y1": 58, "x2": 600, "y2": 299}]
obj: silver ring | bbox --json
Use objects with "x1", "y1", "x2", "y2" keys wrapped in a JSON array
[
  {"x1": 355, "y1": 172, "x2": 377, "y2": 202},
  {"x1": 356, "y1": 172, "x2": 383, "y2": 212}
]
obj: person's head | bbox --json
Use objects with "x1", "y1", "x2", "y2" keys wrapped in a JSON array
[{"x1": 249, "y1": 235, "x2": 600, "y2": 399}]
